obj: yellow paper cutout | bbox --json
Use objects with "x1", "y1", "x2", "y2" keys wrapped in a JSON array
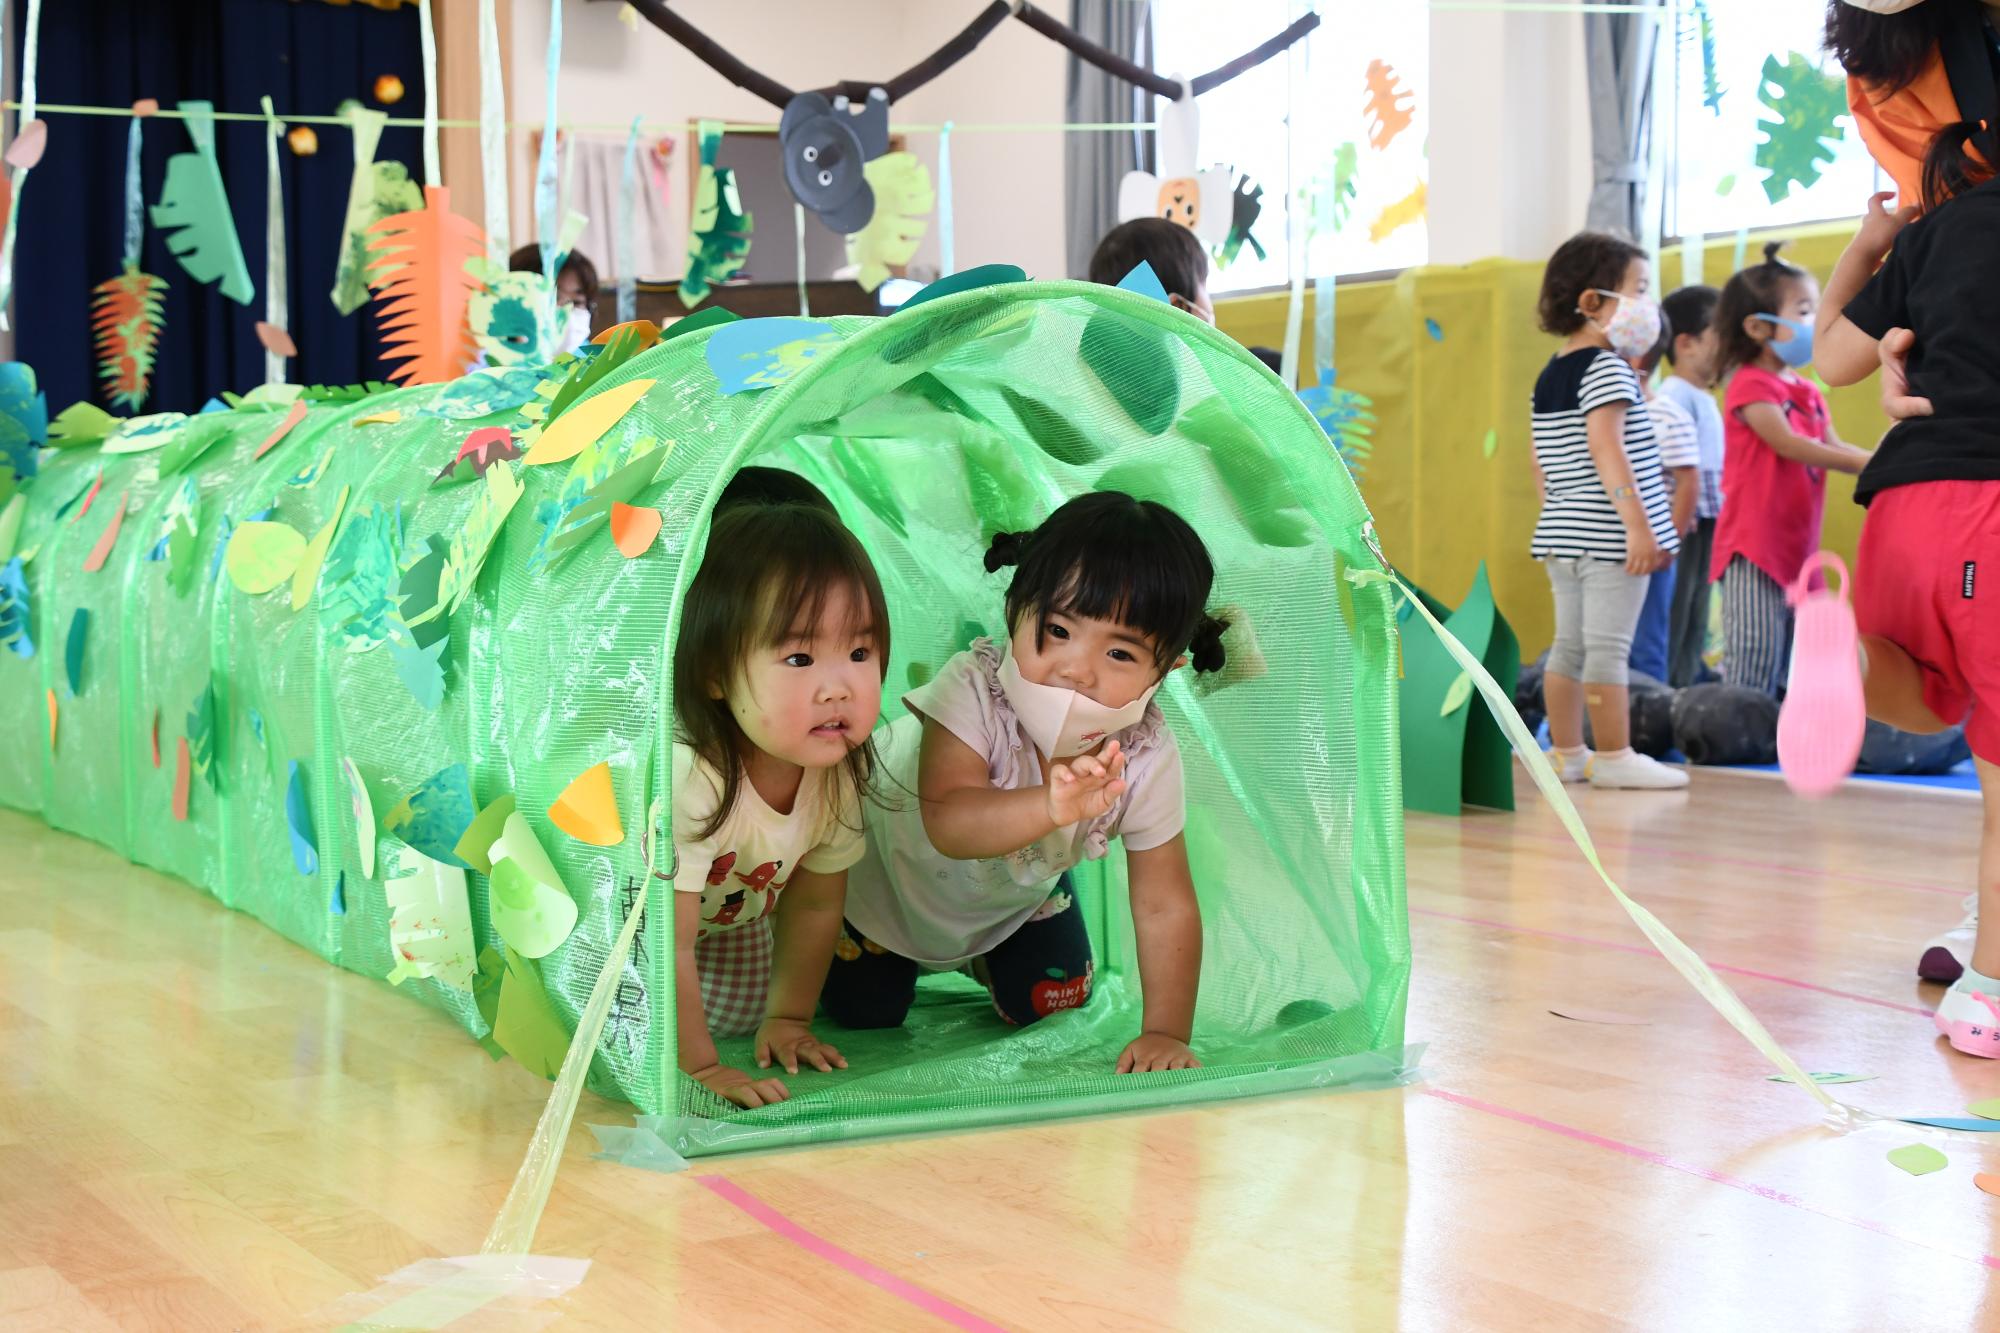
[
  {"x1": 1369, "y1": 180, "x2": 1428, "y2": 244},
  {"x1": 356, "y1": 408, "x2": 402, "y2": 425},
  {"x1": 225, "y1": 520, "x2": 308, "y2": 594},
  {"x1": 521, "y1": 378, "x2": 654, "y2": 467},
  {"x1": 290, "y1": 484, "x2": 351, "y2": 612},
  {"x1": 548, "y1": 762, "x2": 622, "y2": 846}
]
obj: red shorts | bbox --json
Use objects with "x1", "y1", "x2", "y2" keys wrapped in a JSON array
[{"x1": 1855, "y1": 480, "x2": 2000, "y2": 763}]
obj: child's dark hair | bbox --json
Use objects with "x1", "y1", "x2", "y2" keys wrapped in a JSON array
[
  {"x1": 984, "y1": 491, "x2": 1229, "y2": 675},
  {"x1": 1824, "y1": 0, "x2": 1994, "y2": 209},
  {"x1": 1537, "y1": 231, "x2": 1646, "y2": 336},
  {"x1": 1087, "y1": 218, "x2": 1210, "y2": 302},
  {"x1": 1713, "y1": 241, "x2": 1810, "y2": 375},
  {"x1": 673, "y1": 503, "x2": 888, "y2": 839},
  {"x1": 507, "y1": 242, "x2": 600, "y2": 303},
  {"x1": 1659, "y1": 285, "x2": 1720, "y2": 365},
  {"x1": 717, "y1": 465, "x2": 835, "y2": 514}
]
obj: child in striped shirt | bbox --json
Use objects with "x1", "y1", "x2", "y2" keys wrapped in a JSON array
[{"x1": 1530, "y1": 232, "x2": 1688, "y2": 790}]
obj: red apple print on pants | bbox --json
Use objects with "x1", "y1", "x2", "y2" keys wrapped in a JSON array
[{"x1": 1030, "y1": 966, "x2": 1092, "y2": 1018}]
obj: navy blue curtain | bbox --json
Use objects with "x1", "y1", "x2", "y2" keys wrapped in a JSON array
[{"x1": 11, "y1": 0, "x2": 427, "y2": 414}]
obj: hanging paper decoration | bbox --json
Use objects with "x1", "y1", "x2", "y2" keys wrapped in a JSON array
[
  {"x1": 1300, "y1": 370, "x2": 1377, "y2": 480},
  {"x1": 1686, "y1": 0, "x2": 1723, "y2": 115},
  {"x1": 5, "y1": 121, "x2": 46, "y2": 171},
  {"x1": 680, "y1": 120, "x2": 753, "y2": 310},
  {"x1": 615, "y1": 116, "x2": 641, "y2": 326},
  {"x1": 0, "y1": 0, "x2": 44, "y2": 332},
  {"x1": 261, "y1": 97, "x2": 291, "y2": 386},
  {"x1": 467, "y1": 262, "x2": 562, "y2": 367},
  {"x1": 150, "y1": 101, "x2": 254, "y2": 305},
  {"x1": 478, "y1": 0, "x2": 510, "y2": 264},
  {"x1": 533, "y1": 0, "x2": 563, "y2": 283},
  {"x1": 374, "y1": 74, "x2": 406, "y2": 106},
  {"x1": 1368, "y1": 180, "x2": 1428, "y2": 244},
  {"x1": 1116, "y1": 78, "x2": 1235, "y2": 250},
  {"x1": 937, "y1": 119, "x2": 956, "y2": 278},
  {"x1": 1363, "y1": 59, "x2": 1417, "y2": 151},
  {"x1": 287, "y1": 125, "x2": 319, "y2": 157},
  {"x1": 0, "y1": 362, "x2": 46, "y2": 506},
  {"x1": 780, "y1": 88, "x2": 891, "y2": 234},
  {"x1": 417, "y1": 0, "x2": 442, "y2": 187},
  {"x1": 1326, "y1": 142, "x2": 1360, "y2": 231},
  {"x1": 0, "y1": 557, "x2": 31, "y2": 659},
  {"x1": 1755, "y1": 51, "x2": 1847, "y2": 203},
  {"x1": 332, "y1": 101, "x2": 423, "y2": 316},
  {"x1": 365, "y1": 185, "x2": 486, "y2": 386},
  {"x1": 1216, "y1": 177, "x2": 1266, "y2": 269},
  {"x1": 91, "y1": 110, "x2": 167, "y2": 411},
  {"x1": 844, "y1": 153, "x2": 934, "y2": 294}
]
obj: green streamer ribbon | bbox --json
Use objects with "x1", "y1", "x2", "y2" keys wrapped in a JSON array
[
  {"x1": 418, "y1": 0, "x2": 441, "y2": 187},
  {"x1": 937, "y1": 120, "x2": 955, "y2": 278},
  {"x1": 121, "y1": 114, "x2": 143, "y2": 269},
  {"x1": 535, "y1": 0, "x2": 562, "y2": 285},
  {"x1": 616, "y1": 117, "x2": 640, "y2": 325},
  {"x1": 479, "y1": 0, "x2": 510, "y2": 263},
  {"x1": 261, "y1": 96, "x2": 288, "y2": 385},
  {"x1": 0, "y1": 0, "x2": 44, "y2": 331}
]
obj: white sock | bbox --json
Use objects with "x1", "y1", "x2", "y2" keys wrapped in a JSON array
[
  {"x1": 1555, "y1": 743, "x2": 1589, "y2": 760},
  {"x1": 1596, "y1": 747, "x2": 1636, "y2": 763},
  {"x1": 1955, "y1": 966, "x2": 2000, "y2": 996}
]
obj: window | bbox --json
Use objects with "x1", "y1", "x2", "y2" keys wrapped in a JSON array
[
  {"x1": 1151, "y1": 0, "x2": 1429, "y2": 294},
  {"x1": 1666, "y1": 0, "x2": 1882, "y2": 240}
]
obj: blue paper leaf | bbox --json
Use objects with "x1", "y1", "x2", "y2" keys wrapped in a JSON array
[
  {"x1": 64, "y1": 608, "x2": 87, "y2": 695},
  {"x1": 0, "y1": 558, "x2": 31, "y2": 659},
  {"x1": 383, "y1": 763, "x2": 478, "y2": 867},
  {"x1": 1116, "y1": 261, "x2": 1170, "y2": 305},
  {"x1": 286, "y1": 759, "x2": 319, "y2": 876},
  {"x1": 704, "y1": 318, "x2": 842, "y2": 394},
  {"x1": 331, "y1": 870, "x2": 346, "y2": 915}
]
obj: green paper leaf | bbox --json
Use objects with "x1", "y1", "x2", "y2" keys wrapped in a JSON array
[
  {"x1": 845, "y1": 151, "x2": 934, "y2": 294},
  {"x1": 1482, "y1": 428, "x2": 1498, "y2": 460},
  {"x1": 542, "y1": 325, "x2": 645, "y2": 428},
  {"x1": 149, "y1": 102, "x2": 253, "y2": 304},
  {"x1": 1754, "y1": 51, "x2": 1848, "y2": 204},
  {"x1": 1764, "y1": 1072, "x2": 1874, "y2": 1085},
  {"x1": 431, "y1": 460, "x2": 524, "y2": 616},
  {"x1": 680, "y1": 122, "x2": 753, "y2": 310},
  {"x1": 1440, "y1": 670, "x2": 1473, "y2": 717},
  {"x1": 48, "y1": 401, "x2": 121, "y2": 448},
  {"x1": 1886, "y1": 1143, "x2": 1948, "y2": 1177},
  {"x1": 332, "y1": 103, "x2": 425, "y2": 316},
  {"x1": 1967, "y1": 1098, "x2": 2000, "y2": 1121}
]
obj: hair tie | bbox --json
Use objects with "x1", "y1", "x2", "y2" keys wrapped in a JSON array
[
  {"x1": 1189, "y1": 613, "x2": 1230, "y2": 674},
  {"x1": 983, "y1": 530, "x2": 1029, "y2": 573}
]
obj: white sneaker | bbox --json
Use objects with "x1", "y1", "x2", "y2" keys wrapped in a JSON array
[
  {"x1": 1545, "y1": 748, "x2": 1592, "y2": 783},
  {"x1": 1918, "y1": 895, "x2": 1977, "y2": 985},
  {"x1": 1934, "y1": 983, "x2": 2000, "y2": 1058},
  {"x1": 1588, "y1": 751, "x2": 1691, "y2": 790}
]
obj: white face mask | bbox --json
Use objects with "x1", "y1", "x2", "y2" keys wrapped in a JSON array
[
  {"x1": 1838, "y1": 0, "x2": 1929, "y2": 13},
  {"x1": 998, "y1": 645, "x2": 1158, "y2": 760},
  {"x1": 560, "y1": 305, "x2": 592, "y2": 355}
]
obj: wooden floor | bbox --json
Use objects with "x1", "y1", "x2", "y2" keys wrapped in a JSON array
[{"x1": 4, "y1": 767, "x2": 1999, "y2": 1330}]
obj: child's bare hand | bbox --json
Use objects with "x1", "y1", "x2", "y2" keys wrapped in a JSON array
[
  {"x1": 1855, "y1": 190, "x2": 1916, "y2": 261},
  {"x1": 1116, "y1": 1032, "x2": 1201, "y2": 1074},
  {"x1": 690, "y1": 1062, "x2": 790, "y2": 1108},
  {"x1": 1879, "y1": 328, "x2": 1934, "y2": 420},
  {"x1": 1046, "y1": 739, "x2": 1128, "y2": 827},
  {"x1": 754, "y1": 1018, "x2": 848, "y2": 1075}
]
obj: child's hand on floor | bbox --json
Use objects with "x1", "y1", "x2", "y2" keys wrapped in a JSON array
[
  {"x1": 1116, "y1": 1032, "x2": 1201, "y2": 1074},
  {"x1": 754, "y1": 1018, "x2": 848, "y2": 1075},
  {"x1": 1046, "y1": 740, "x2": 1128, "y2": 827},
  {"x1": 690, "y1": 1062, "x2": 791, "y2": 1109}
]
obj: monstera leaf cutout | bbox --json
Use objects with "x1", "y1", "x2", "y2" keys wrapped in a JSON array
[
  {"x1": 149, "y1": 101, "x2": 253, "y2": 305},
  {"x1": 681, "y1": 124, "x2": 753, "y2": 310},
  {"x1": 365, "y1": 185, "x2": 486, "y2": 386},
  {"x1": 1755, "y1": 51, "x2": 1847, "y2": 203},
  {"x1": 845, "y1": 153, "x2": 934, "y2": 294},
  {"x1": 90, "y1": 265, "x2": 167, "y2": 411}
]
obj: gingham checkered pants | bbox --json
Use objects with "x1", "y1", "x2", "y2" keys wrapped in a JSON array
[{"x1": 694, "y1": 916, "x2": 773, "y2": 1039}]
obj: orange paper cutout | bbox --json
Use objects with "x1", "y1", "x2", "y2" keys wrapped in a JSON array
[
  {"x1": 1363, "y1": 59, "x2": 1416, "y2": 151},
  {"x1": 609, "y1": 503, "x2": 661, "y2": 558},
  {"x1": 72, "y1": 473, "x2": 103, "y2": 524},
  {"x1": 548, "y1": 762, "x2": 623, "y2": 847},
  {"x1": 151, "y1": 709, "x2": 161, "y2": 768},
  {"x1": 6, "y1": 119, "x2": 47, "y2": 170},
  {"x1": 365, "y1": 184, "x2": 486, "y2": 386},
  {"x1": 172, "y1": 737, "x2": 191, "y2": 821},
  {"x1": 82, "y1": 491, "x2": 129, "y2": 572},
  {"x1": 91, "y1": 267, "x2": 166, "y2": 411},
  {"x1": 591, "y1": 320, "x2": 661, "y2": 349},
  {"x1": 1977, "y1": 1173, "x2": 2000, "y2": 1198},
  {"x1": 46, "y1": 689, "x2": 56, "y2": 751},
  {"x1": 255, "y1": 322, "x2": 298, "y2": 358},
  {"x1": 132, "y1": 99, "x2": 159, "y2": 118},
  {"x1": 253, "y1": 398, "x2": 309, "y2": 460}
]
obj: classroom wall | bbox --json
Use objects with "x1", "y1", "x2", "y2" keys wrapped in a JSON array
[{"x1": 504, "y1": 0, "x2": 1068, "y2": 281}]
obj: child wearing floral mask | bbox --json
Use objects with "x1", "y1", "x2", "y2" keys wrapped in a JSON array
[
  {"x1": 823, "y1": 492, "x2": 1227, "y2": 1074},
  {"x1": 1530, "y1": 231, "x2": 1688, "y2": 789}
]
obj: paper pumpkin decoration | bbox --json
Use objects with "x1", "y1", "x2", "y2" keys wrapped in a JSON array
[
  {"x1": 467, "y1": 262, "x2": 563, "y2": 368},
  {"x1": 780, "y1": 88, "x2": 890, "y2": 234},
  {"x1": 1116, "y1": 79, "x2": 1235, "y2": 250}
]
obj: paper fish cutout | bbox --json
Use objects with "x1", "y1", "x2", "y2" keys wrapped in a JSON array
[
  {"x1": 548, "y1": 762, "x2": 623, "y2": 846},
  {"x1": 1116, "y1": 78, "x2": 1235, "y2": 249}
]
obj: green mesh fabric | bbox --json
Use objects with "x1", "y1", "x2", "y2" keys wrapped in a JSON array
[{"x1": 0, "y1": 280, "x2": 1408, "y2": 1157}]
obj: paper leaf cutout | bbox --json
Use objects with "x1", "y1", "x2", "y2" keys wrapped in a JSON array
[
  {"x1": 290, "y1": 484, "x2": 351, "y2": 612},
  {"x1": 320, "y1": 502, "x2": 402, "y2": 651},
  {"x1": 253, "y1": 398, "x2": 309, "y2": 460},
  {"x1": 365, "y1": 185, "x2": 486, "y2": 386},
  {"x1": 1327, "y1": 142, "x2": 1360, "y2": 232},
  {"x1": 172, "y1": 737, "x2": 191, "y2": 820},
  {"x1": 333, "y1": 103, "x2": 425, "y2": 315},
  {"x1": 286, "y1": 760, "x2": 319, "y2": 876},
  {"x1": 549, "y1": 762, "x2": 623, "y2": 846},
  {"x1": 225, "y1": 520, "x2": 307, "y2": 594},
  {"x1": 609, "y1": 503, "x2": 660, "y2": 558},
  {"x1": 467, "y1": 263, "x2": 563, "y2": 368},
  {"x1": 6, "y1": 119, "x2": 47, "y2": 170},
  {"x1": 1216, "y1": 175, "x2": 1266, "y2": 268},
  {"x1": 48, "y1": 402, "x2": 121, "y2": 448},
  {"x1": 255, "y1": 321, "x2": 298, "y2": 358},
  {"x1": 287, "y1": 445, "x2": 335, "y2": 489},
  {"x1": 45, "y1": 690, "x2": 56, "y2": 752},
  {"x1": 186, "y1": 681, "x2": 218, "y2": 788},
  {"x1": 705, "y1": 318, "x2": 841, "y2": 395},
  {"x1": 1482, "y1": 428, "x2": 1498, "y2": 460},
  {"x1": 1298, "y1": 369, "x2": 1376, "y2": 479},
  {"x1": 528, "y1": 436, "x2": 669, "y2": 571},
  {"x1": 341, "y1": 757, "x2": 377, "y2": 879},
  {"x1": 0, "y1": 495, "x2": 22, "y2": 566},
  {"x1": 1368, "y1": 180, "x2": 1428, "y2": 244},
  {"x1": 82, "y1": 492, "x2": 129, "y2": 572},
  {"x1": 455, "y1": 794, "x2": 517, "y2": 875},
  {"x1": 64, "y1": 608, "x2": 87, "y2": 695},
  {"x1": 1755, "y1": 51, "x2": 1847, "y2": 203},
  {"x1": 104, "y1": 411, "x2": 189, "y2": 456},
  {"x1": 492, "y1": 947, "x2": 572, "y2": 1076},
  {"x1": 425, "y1": 365, "x2": 550, "y2": 421},
  {"x1": 845, "y1": 152, "x2": 934, "y2": 294},
  {"x1": 682, "y1": 142, "x2": 753, "y2": 310},
  {"x1": 149, "y1": 102, "x2": 253, "y2": 304},
  {"x1": 542, "y1": 325, "x2": 647, "y2": 429},
  {"x1": 1363, "y1": 59, "x2": 1417, "y2": 150},
  {"x1": 433, "y1": 426, "x2": 522, "y2": 486},
  {"x1": 488, "y1": 811, "x2": 577, "y2": 958},
  {"x1": 0, "y1": 557, "x2": 31, "y2": 659},
  {"x1": 391, "y1": 635, "x2": 447, "y2": 710},
  {"x1": 90, "y1": 266, "x2": 167, "y2": 411},
  {"x1": 522, "y1": 378, "x2": 653, "y2": 467},
  {"x1": 384, "y1": 763, "x2": 478, "y2": 869},
  {"x1": 383, "y1": 846, "x2": 476, "y2": 990},
  {"x1": 432, "y1": 460, "x2": 524, "y2": 615},
  {"x1": 1685, "y1": 0, "x2": 1723, "y2": 114},
  {"x1": 1886, "y1": 1143, "x2": 1948, "y2": 1177},
  {"x1": 67, "y1": 473, "x2": 103, "y2": 523},
  {"x1": 1439, "y1": 670, "x2": 1474, "y2": 718}
]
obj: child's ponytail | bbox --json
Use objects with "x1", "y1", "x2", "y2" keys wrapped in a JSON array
[
  {"x1": 1188, "y1": 614, "x2": 1231, "y2": 675},
  {"x1": 983, "y1": 529, "x2": 1031, "y2": 573},
  {"x1": 1920, "y1": 118, "x2": 1989, "y2": 211}
]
